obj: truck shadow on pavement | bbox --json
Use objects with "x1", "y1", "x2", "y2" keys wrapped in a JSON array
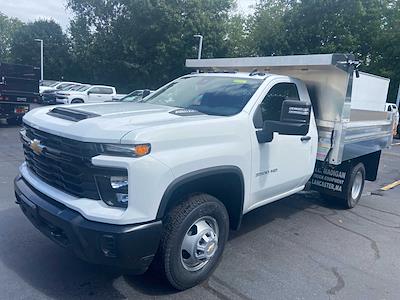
[
  {"x1": 0, "y1": 192, "x2": 336, "y2": 299},
  {"x1": 229, "y1": 191, "x2": 341, "y2": 240}
]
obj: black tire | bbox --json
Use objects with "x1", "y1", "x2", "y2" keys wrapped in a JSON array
[
  {"x1": 341, "y1": 163, "x2": 366, "y2": 209},
  {"x1": 157, "y1": 194, "x2": 229, "y2": 290},
  {"x1": 71, "y1": 99, "x2": 84, "y2": 104},
  {"x1": 7, "y1": 116, "x2": 22, "y2": 126}
]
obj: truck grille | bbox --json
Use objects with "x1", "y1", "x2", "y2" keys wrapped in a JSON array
[{"x1": 22, "y1": 125, "x2": 113, "y2": 200}]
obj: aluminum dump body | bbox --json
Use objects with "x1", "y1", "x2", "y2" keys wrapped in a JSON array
[{"x1": 186, "y1": 54, "x2": 393, "y2": 165}]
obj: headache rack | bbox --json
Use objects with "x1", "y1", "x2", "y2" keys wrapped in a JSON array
[{"x1": 186, "y1": 53, "x2": 393, "y2": 165}]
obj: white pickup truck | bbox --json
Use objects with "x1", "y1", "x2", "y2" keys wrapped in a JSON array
[
  {"x1": 56, "y1": 85, "x2": 117, "y2": 104},
  {"x1": 15, "y1": 54, "x2": 393, "y2": 290}
]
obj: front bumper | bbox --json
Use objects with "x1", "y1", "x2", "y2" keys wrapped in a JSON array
[
  {"x1": 41, "y1": 94, "x2": 57, "y2": 104},
  {"x1": 55, "y1": 98, "x2": 68, "y2": 104},
  {"x1": 14, "y1": 174, "x2": 162, "y2": 273}
]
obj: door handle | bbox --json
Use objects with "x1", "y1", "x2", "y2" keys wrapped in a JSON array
[{"x1": 301, "y1": 136, "x2": 311, "y2": 142}]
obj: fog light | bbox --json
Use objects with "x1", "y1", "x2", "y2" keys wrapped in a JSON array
[
  {"x1": 116, "y1": 193, "x2": 129, "y2": 204},
  {"x1": 110, "y1": 176, "x2": 128, "y2": 189},
  {"x1": 95, "y1": 174, "x2": 129, "y2": 208},
  {"x1": 100, "y1": 235, "x2": 117, "y2": 258}
]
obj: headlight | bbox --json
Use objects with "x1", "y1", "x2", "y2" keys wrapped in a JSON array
[
  {"x1": 101, "y1": 143, "x2": 151, "y2": 157},
  {"x1": 95, "y1": 175, "x2": 129, "y2": 208}
]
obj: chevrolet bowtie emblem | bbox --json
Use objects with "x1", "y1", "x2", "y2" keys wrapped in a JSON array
[{"x1": 30, "y1": 139, "x2": 45, "y2": 155}]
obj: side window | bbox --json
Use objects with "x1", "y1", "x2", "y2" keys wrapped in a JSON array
[
  {"x1": 91, "y1": 87, "x2": 114, "y2": 94},
  {"x1": 89, "y1": 87, "x2": 101, "y2": 94},
  {"x1": 57, "y1": 83, "x2": 70, "y2": 90},
  {"x1": 260, "y1": 82, "x2": 300, "y2": 121},
  {"x1": 100, "y1": 87, "x2": 114, "y2": 94}
]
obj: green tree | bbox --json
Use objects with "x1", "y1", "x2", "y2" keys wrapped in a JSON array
[
  {"x1": 366, "y1": 0, "x2": 400, "y2": 101},
  {"x1": 67, "y1": 0, "x2": 234, "y2": 92},
  {"x1": 10, "y1": 20, "x2": 71, "y2": 80},
  {"x1": 248, "y1": 0, "x2": 292, "y2": 56},
  {"x1": 0, "y1": 12, "x2": 23, "y2": 61},
  {"x1": 225, "y1": 14, "x2": 253, "y2": 57}
]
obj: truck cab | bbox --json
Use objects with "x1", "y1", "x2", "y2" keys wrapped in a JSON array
[{"x1": 14, "y1": 54, "x2": 393, "y2": 290}]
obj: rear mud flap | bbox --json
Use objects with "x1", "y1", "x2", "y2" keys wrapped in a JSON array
[{"x1": 309, "y1": 160, "x2": 351, "y2": 198}]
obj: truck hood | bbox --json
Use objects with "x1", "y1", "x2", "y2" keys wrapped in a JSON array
[{"x1": 23, "y1": 102, "x2": 219, "y2": 143}]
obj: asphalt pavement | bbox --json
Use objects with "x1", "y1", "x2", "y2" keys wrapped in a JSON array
[{"x1": 1, "y1": 122, "x2": 400, "y2": 299}]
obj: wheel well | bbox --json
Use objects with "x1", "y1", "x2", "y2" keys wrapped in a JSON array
[
  {"x1": 157, "y1": 167, "x2": 245, "y2": 230},
  {"x1": 71, "y1": 98, "x2": 84, "y2": 103}
]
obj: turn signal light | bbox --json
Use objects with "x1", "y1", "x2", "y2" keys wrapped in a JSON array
[
  {"x1": 102, "y1": 143, "x2": 151, "y2": 157},
  {"x1": 134, "y1": 144, "x2": 151, "y2": 156}
]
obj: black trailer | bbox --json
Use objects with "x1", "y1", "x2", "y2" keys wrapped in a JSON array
[{"x1": 0, "y1": 63, "x2": 40, "y2": 125}]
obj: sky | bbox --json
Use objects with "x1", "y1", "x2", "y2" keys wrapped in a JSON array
[{"x1": 0, "y1": 0, "x2": 257, "y2": 31}]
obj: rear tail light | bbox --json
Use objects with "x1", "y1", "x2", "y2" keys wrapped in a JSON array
[{"x1": 14, "y1": 106, "x2": 29, "y2": 114}]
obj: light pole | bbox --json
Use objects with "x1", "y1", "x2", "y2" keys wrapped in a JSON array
[
  {"x1": 193, "y1": 34, "x2": 203, "y2": 60},
  {"x1": 34, "y1": 39, "x2": 44, "y2": 81}
]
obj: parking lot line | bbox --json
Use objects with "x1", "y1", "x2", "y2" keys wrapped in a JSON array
[
  {"x1": 392, "y1": 142, "x2": 400, "y2": 146},
  {"x1": 381, "y1": 180, "x2": 400, "y2": 191}
]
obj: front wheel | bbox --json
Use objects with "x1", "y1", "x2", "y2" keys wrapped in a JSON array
[{"x1": 157, "y1": 194, "x2": 229, "y2": 290}]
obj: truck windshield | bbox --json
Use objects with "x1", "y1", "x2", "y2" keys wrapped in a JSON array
[
  {"x1": 121, "y1": 90, "x2": 144, "y2": 102},
  {"x1": 76, "y1": 85, "x2": 91, "y2": 92},
  {"x1": 142, "y1": 76, "x2": 262, "y2": 116}
]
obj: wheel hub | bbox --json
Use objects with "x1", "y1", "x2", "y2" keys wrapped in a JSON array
[
  {"x1": 181, "y1": 217, "x2": 219, "y2": 272},
  {"x1": 351, "y1": 171, "x2": 363, "y2": 200}
]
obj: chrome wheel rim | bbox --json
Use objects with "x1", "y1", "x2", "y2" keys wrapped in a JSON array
[
  {"x1": 180, "y1": 216, "x2": 219, "y2": 272},
  {"x1": 351, "y1": 171, "x2": 363, "y2": 200}
]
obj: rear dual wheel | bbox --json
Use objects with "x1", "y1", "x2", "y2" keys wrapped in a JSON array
[
  {"x1": 155, "y1": 194, "x2": 229, "y2": 290},
  {"x1": 325, "y1": 163, "x2": 366, "y2": 209},
  {"x1": 320, "y1": 163, "x2": 366, "y2": 209},
  {"x1": 344, "y1": 163, "x2": 366, "y2": 209}
]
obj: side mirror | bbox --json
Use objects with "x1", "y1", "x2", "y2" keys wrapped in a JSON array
[
  {"x1": 254, "y1": 100, "x2": 311, "y2": 143},
  {"x1": 142, "y1": 89, "x2": 151, "y2": 98},
  {"x1": 253, "y1": 105, "x2": 274, "y2": 143},
  {"x1": 256, "y1": 125, "x2": 274, "y2": 143},
  {"x1": 277, "y1": 100, "x2": 311, "y2": 135},
  {"x1": 280, "y1": 100, "x2": 311, "y2": 125}
]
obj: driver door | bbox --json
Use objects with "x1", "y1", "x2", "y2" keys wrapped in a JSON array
[
  {"x1": 248, "y1": 79, "x2": 317, "y2": 211},
  {"x1": 87, "y1": 87, "x2": 109, "y2": 103}
]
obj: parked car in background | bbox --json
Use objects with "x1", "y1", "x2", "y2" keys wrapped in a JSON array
[
  {"x1": 41, "y1": 84, "x2": 86, "y2": 105},
  {"x1": 386, "y1": 103, "x2": 399, "y2": 137},
  {"x1": 39, "y1": 81, "x2": 81, "y2": 94},
  {"x1": 108, "y1": 89, "x2": 154, "y2": 102},
  {"x1": 110, "y1": 93, "x2": 128, "y2": 101},
  {"x1": 39, "y1": 80, "x2": 59, "y2": 89},
  {"x1": 56, "y1": 85, "x2": 116, "y2": 104}
]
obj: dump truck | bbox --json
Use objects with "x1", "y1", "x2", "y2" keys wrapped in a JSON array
[
  {"x1": 0, "y1": 63, "x2": 40, "y2": 125},
  {"x1": 15, "y1": 53, "x2": 393, "y2": 290}
]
